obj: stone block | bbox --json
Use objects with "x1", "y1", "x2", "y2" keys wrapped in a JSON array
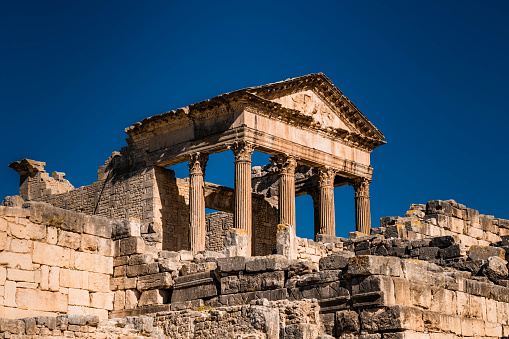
[
  {"x1": 9, "y1": 238, "x2": 31, "y2": 253},
  {"x1": 137, "y1": 272, "x2": 173, "y2": 291},
  {"x1": 84, "y1": 215, "x2": 112, "y2": 238},
  {"x1": 5, "y1": 280, "x2": 16, "y2": 307},
  {"x1": 347, "y1": 256, "x2": 402, "y2": 277},
  {"x1": 138, "y1": 289, "x2": 169, "y2": 306},
  {"x1": 90, "y1": 292, "x2": 114, "y2": 310},
  {"x1": 276, "y1": 224, "x2": 297, "y2": 260},
  {"x1": 483, "y1": 256, "x2": 508, "y2": 282},
  {"x1": 0, "y1": 232, "x2": 6, "y2": 251},
  {"x1": 0, "y1": 318, "x2": 25, "y2": 334},
  {"x1": 80, "y1": 234, "x2": 98, "y2": 252},
  {"x1": 284, "y1": 323, "x2": 317, "y2": 339},
  {"x1": 158, "y1": 258, "x2": 182, "y2": 272},
  {"x1": 335, "y1": 310, "x2": 360, "y2": 334},
  {"x1": 125, "y1": 289, "x2": 140, "y2": 309},
  {"x1": 158, "y1": 250, "x2": 180, "y2": 260},
  {"x1": 68, "y1": 288, "x2": 90, "y2": 306},
  {"x1": 217, "y1": 256, "x2": 247, "y2": 273},
  {"x1": 88, "y1": 272, "x2": 110, "y2": 292},
  {"x1": 0, "y1": 252, "x2": 32, "y2": 270},
  {"x1": 59, "y1": 268, "x2": 89, "y2": 289},
  {"x1": 223, "y1": 228, "x2": 249, "y2": 257},
  {"x1": 360, "y1": 305, "x2": 424, "y2": 332},
  {"x1": 221, "y1": 275, "x2": 240, "y2": 294},
  {"x1": 128, "y1": 253, "x2": 154, "y2": 266},
  {"x1": 172, "y1": 271, "x2": 218, "y2": 303},
  {"x1": 409, "y1": 282, "x2": 431, "y2": 309},
  {"x1": 115, "y1": 237, "x2": 145, "y2": 256},
  {"x1": 110, "y1": 276, "x2": 137, "y2": 290},
  {"x1": 72, "y1": 251, "x2": 113, "y2": 275},
  {"x1": 112, "y1": 219, "x2": 141, "y2": 239},
  {"x1": 319, "y1": 251, "x2": 354, "y2": 271},
  {"x1": 97, "y1": 237, "x2": 113, "y2": 256},
  {"x1": 126, "y1": 262, "x2": 159, "y2": 277},
  {"x1": 33, "y1": 242, "x2": 71, "y2": 268},
  {"x1": 113, "y1": 290, "x2": 125, "y2": 310},
  {"x1": 48, "y1": 266, "x2": 60, "y2": 291},
  {"x1": 15, "y1": 288, "x2": 67, "y2": 312},
  {"x1": 439, "y1": 244, "x2": 463, "y2": 259},
  {"x1": 429, "y1": 236, "x2": 456, "y2": 248},
  {"x1": 7, "y1": 269, "x2": 34, "y2": 283},
  {"x1": 57, "y1": 230, "x2": 81, "y2": 250},
  {"x1": 468, "y1": 245, "x2": 505, "y2": 261},
  {"x1": 245, "y1": 255, "x2": 289, "y2": 272},
  {"x1": 181, "y1": 261, "x2": 217, "y2": 276}
]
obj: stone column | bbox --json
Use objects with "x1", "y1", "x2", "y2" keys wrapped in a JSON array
[
  {"x1": 232, "y1": 141, "x2": 254, "y2": 255},
  {"x1": 271, "y1": 154, "x2": 297, "y2": 227},
  {"x1": 353, "y1": 178, "x2": 371, "y2": 235},
  {"x1": 188, "y1": 153, "x2": 209, "y2": 254},
  {"x1": 317, "y1": 166, "x2": 336, "y2": 236}
]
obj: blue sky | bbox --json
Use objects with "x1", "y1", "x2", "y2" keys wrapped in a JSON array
[{"x1": 1, "y1": 1, "x2": 508, "y2": 239}]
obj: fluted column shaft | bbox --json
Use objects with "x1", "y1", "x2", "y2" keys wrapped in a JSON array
[
  {"x1": 318, "y1": 167, "x2": 336, "y2": 236},
  {"x1": 232, "y1": 142, "x2": 254, "y2": 255},
  {"x1": 272, "y1": 155, "x2": 297, "y2": 228},
  {"x1": 188, "y1": 153, "x2": 208, "y2": 254},
  {"x1": 353, "y1": 178, "x2": 371, "y2": 235},
  {"x1": 310, "y1": 189, "x2": 320, "y2": 240}
]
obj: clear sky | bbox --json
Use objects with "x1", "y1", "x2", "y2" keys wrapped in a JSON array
[{"x1": 1, "y1": 1, "x2": 508, "y2": 239}]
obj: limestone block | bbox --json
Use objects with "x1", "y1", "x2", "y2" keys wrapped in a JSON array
[
  {"x1": 47, "y1": 227, "x2": 57, "y2": 245},
  {"x1": 430, "y1": 288, "x2": 456, "y2": 315},
  {"x1": 466, "y1": 226, "x2": 484, "y2": 240},
  {"x1": 7, "y1": 269, "x2": 34, "y2": 283},
  {"x1": 0, "y1": 252, "x2": 32, "y2": 270},
  {"x1": 456, "y1": 291, "x2": 470, "y2": 317},
  {"x1": 360, "y1": 305, "x2": 424, "y2": 332},
  {"x1": 60, "y1": 268, "x2": 89, "y2": 289},
  {"x1": 0, "y1": 318, "x2": 25, "y2": 334},
  {"x1": 80, "y1": 234, "x2": 98, "y2": 252},
  {"x1": 180, "y1": 261, "x2": 217, "y2": 276},
  {"x1": 25, "y1": 222, "x2": 46, "y2": 240},
  {"x1": 112, "y1": 219, "x2": 141, "y2": 239},
  {"x1": 223, "y1": 228, "x2": 249, "y2": 257},
  {"x1": 97, "y1": 237, "x2": 113, "y2": 256},
  {"x1": 72, "y1": 251, "x2": 113, "y2": 274},
  {"x1": 0, "y1": 232, "x2": 6, "y2": 251},
  {"x1": 83, "y1": 215, "x2": 112, "y2": 239},
  {"x1": 57, "y1": 230, "x2": 81, "y2": 250},
  {"x1": 9, "y1": 238, "x2": 31, "y2": 253},
  {"x1": 319, "y1": 251, "x2": 354, "y2": 271},
  {"x1": 137, "y1": 272, "x2": 172, "y2": 291},
  {"x1": 0, "y1": 218, "x2": 7, "y2": 232},
  {"x1": 0, "y1": 266, "x2": 6, "y2": 285},
  {"x1": 483, "y1": 256, "x2": 509, "y2": 282},
  {"x1": 138, "y1": 289, "x2": 169, "y2": 306},
  {"x1": 33, "y1": 242, "x2": 71, "y2": 268},
  {"x1": 39, "y1": 265, "x2": 49, "y2": 290},
  {"x1": 158, "y1": 250, "x2": 180, "y2": 260},
  {"x1": 335, "y1": 310, "x2": 360, "y2": 335},
  {"x1": 468, "y1": 245, "x2": 505, "y2": 261},
  {"x1": 90, "y1": 292, "x2": 114, "y2": 310},
  {"x1": 128, "y1": 253, "x2": 154, "y2": 266},
  {"x1": 48, "y1": 266, "x2": 60, "y2": 291},
  {"x1": 110, "y1": 276, "x2": 137, "y2": 291},
  {"x1": 216, "y1": 256, "x2": 247, "y2": 273},
  {"x1": 68, "y1": 288, "x2": 90, "y2": 306},
  {"x1": 485, "y1": 298, "x2": 498, "y2": 323},
  {"x1": 126, "y1": 262, "x2": 159, "y2": 277},
  {"x1": 115, "y1": 237, "x2": 145, "y2": 257},
  {"x1": 220, "y1": 275, "x2": 240, "y2": 294},
  {"x1": 179, "y1": 250, "x2": 194, "y2": 261},
  {"x1": 158, "y1": 258, "x2": 182, "y2": 273},
  {"x1": 5, "y1": 280, "x2": 16, "y2": 307},
  {"x1": 113, "y1": 265, "x2": 126, "y2": 277},
  {"x1": 409, "y1": 282, "x2": 431, "y2": 309},
  {"x1": 172, "y1": 271, "x2": 217, "y2": 303},
  {"x1": 284, "y1": 323, "x2": 317, "y2": 339},
  {"x1": 276, "y1": 224, "x2": 297, "y2": 260},
  {"x1": 9, "y1": 222, "x2": 27, "y2": 239},
  {"x1": 347, "y1": 256, "x2": 402, "y2": 277},
  {"x1": 113, "y1": 290, "x2": 125, "y2": 310},
  {"x1": 88, "y1": 272, "x2": 110, "y2": 293},
  {"x1": 125, "y1": 289, "x2": 140, "y2": 309},
  {"x1": 245, "y1": 255, "x2": 290, "y2": 272},
  {"x1": 15, "y1": 288, "x2": 67, "y2": 312},
  {"x1": 485, "y1": 321, "x2": 503, "y2": 337}
]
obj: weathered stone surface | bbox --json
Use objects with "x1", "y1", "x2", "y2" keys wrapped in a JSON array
[
  {"x1": 217, "y1": 256, "x2": 248, "y2": 273},
  {"x1": 246, "y1": 255, "x2": 289, "y2": 272},
  {"x1": 138, "y1": 289, "x2": 170, "y2": 306},
  {"x1": 347, "y1": 256, "x2": 402, "y2": 277},
  {"x1": 171, "y1": 271, "x2": 218, "y2": 303},
  {"x1": 137, "y1": 272, "x2": 173, "y2": 291},
  {"x1": 483, "y1": 256, "x2": 509, "y2": 282},
  {"x1": 158, "y1": 258, "x2": 182, "y2": 272},
  {"x1": 335, "y1": 310, "x2": 360, "y2": 334},
  {"x1": 360, "y1": 306, "x2": 424, "y2": 332},
  {"x1": 319, "y1": 251, "x2": 355, "y2": 271},
  {"x1": 126, "y1": 262, "x2": 159, "y2": 277},
  {"x1": 468, "y1": 245, "x2": 505, "y2": 261}
]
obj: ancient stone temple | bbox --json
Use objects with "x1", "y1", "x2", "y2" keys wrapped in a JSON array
[{"x1": 2, "y1": 73, "x2": 509, "y2": 338}]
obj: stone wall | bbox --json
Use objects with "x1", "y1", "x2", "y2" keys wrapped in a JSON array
[
  {"x1": 205, "y1": 211, "x2": 232, "y2": 252},
  {"x1": 378, "y1": 200, "x2": 509, "y2": 248},
  {"x1": 0, "y1": 202, "x2": 115, "y2": 319}
]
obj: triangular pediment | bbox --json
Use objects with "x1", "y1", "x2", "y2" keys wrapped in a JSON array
[{"x1": 270, "y1": 89, "x2": 357, "y2": 133}]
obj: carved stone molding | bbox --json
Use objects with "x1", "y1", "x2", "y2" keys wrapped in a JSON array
[
  {"x1": 188, "y1": 153, "x2": 209, "y2": 176},
  {"x1": 317, "y1": 166, "x2": 336, "y2": 188},
  {"x1": 352, "y1": 178, "x2": 370, "y2": 198},
  {"x1": 231, "y1": 141, "x2": 255, "y2": 163}
]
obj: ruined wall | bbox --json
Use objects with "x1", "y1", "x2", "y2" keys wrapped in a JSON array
[
  {"x1": 377, "y1": 199, "x2": 509, "y2": 248},
  {"x1": 205, "y1": 211, "x2": 232, "y2": 252},
  {"x1": 0, "y1": 202, "x2": 114, "y2": 319}
]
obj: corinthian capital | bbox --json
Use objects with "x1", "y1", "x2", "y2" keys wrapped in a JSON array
[
  {"x1": 352, "y1": 178, "x2": 370, "y2": 198},
  {"x1": 317, "y1": 166, "x2": 336, "y2": 188},
  {"x1": 188, "y1": 153, "x2": 209, "y2": 176},
  {"x1": 231, "y1": 141, "x2": 255, "y2": 163},
  {"x1": 270, "y1": 154, "x2": 297, "y2": 175}
]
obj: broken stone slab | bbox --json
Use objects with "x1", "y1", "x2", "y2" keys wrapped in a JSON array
[
  {"x1": 276, "y1": 224, "x2": 297, "y2": 260},
  {"x1": 138, "y1": 289, "x2": 170, "y2": 306},
  {"x1": 137, "y1": 272, "x2": 173, "y2": 291},
  {"x1": 468, "y1": 245, "x2": 505, "y2": 261},
  {"x1": 346, "y1": 256, "x2": 403, "y2": 277},
  {"x1": 245, "y1": 255, "x2": 290, "y2": 272},
  {"x1": 2, "y1": 195, "x2": 24, "y2": 207},
  {"x1": 319, "y1": 251, "x2": 355, "y2": 271},
  {"x1": 171, "y1": 270, "x2": 218, "y2": 303},
  {"x1": 158, "y1": 258, "x2": 182, "y2": 273}
]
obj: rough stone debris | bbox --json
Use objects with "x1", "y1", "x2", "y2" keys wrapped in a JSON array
[{"x1": 2, "y1": 74, "x2": 509, "y2": 338}]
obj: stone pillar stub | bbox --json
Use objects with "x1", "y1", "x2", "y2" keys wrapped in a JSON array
[
  {"x1": 231, "y1": 141, "x2": 254, "y2": 256},
  {"x1": 353, "y1": 178, "x2": 371, "y2": 235},
  {"x1": 271, "y1": 154, "x2": 297, "y2": 228},
  {"x1": 317, "y1": 166, "x2": 336, "y2": 237},
  {"x1": 188, "y1": 152, "x2": 209, "y2": 254}
]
